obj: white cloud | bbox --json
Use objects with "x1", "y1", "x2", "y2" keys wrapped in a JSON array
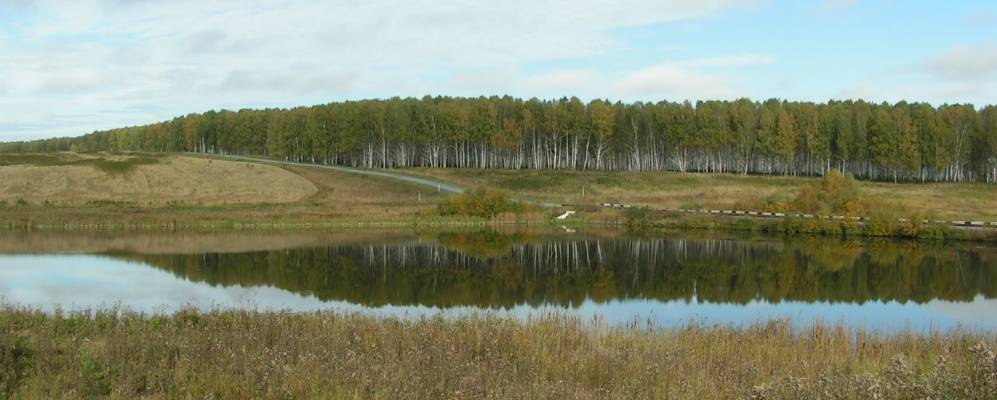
[
  {"x1": 614, "y1": 64, "x2": 734, "y2": 100},
  {"x1": 609, "y1": 53, "x2": 774, "y2": 100},
  {"x1": 524, "y1": 70, "x2": 596, "y2": 93},
  {"x1": 680, "y1": 53, "x2": 775, "y2": 68},
  {"x1": 839, "y1": 43, "x2": 997, "y2": 104},
  {"x1": 0, "y1": 0, "x2": 755, "y2": 140},
  {"x1": 922, "y1": 43, "x2": 997, "y2": 81}
]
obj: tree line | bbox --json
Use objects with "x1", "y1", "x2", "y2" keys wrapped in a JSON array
[{"x1": 3, "y1": 96, "x2": 995, "y2": 182}]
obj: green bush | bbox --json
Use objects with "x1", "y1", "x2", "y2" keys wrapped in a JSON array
[
  {"x1": 438, "y1": 189, "x2": 520, "y2": 218},
  {"x1": 865, "y1": 211, "x2": 899, "y2": 237},
  {"x1": 797, "y1": 218, "x2": 823, "y2": 234},
  {"x1": 898, "y1": 214, "x2": 925, "y2": 238},
  {"x1": 917, "y1": 221, "x2": 951, "y2": 240},
  {"x1": 624, "y1": 207, "x2": 655, "y2": 230},
  {"x1": 780, "y1": 216, "x2": 802, "y2": 235},
  {"x1": 792, "y1": 170, "x2": 862, "y2": 214},
  {"x1": 675, "y1": 215, "x2": 714, "y2": 230},
  {"x1": 732, "y1": 218, "x2": 757, "y2": 232},
  {"x1": 838, "y1": 219, "x2": 862, "y2": 237}
]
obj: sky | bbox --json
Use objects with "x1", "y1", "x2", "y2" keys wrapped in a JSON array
[{"x1": 0, "y1": 0, "x2": 995, "y2": 141}]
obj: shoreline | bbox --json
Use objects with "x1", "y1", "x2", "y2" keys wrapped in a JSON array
[{"x1": 4, "y1": 210, "x2": 996, "y2": 243}]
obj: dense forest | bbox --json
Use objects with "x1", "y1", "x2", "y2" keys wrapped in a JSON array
[{"x1": 3, "y1": 96, "x2": 996, "y2": 183}]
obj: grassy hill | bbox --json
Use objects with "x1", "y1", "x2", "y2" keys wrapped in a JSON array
[
  {"x1": 0, "y1": 152, "x2": 451, "y2": 228},
  {"x1": 0, "y1": 153, "x2": 316, "y2": 207}
]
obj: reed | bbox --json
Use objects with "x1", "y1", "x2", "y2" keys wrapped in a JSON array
[{"x1": 1, "y1": 307, "x2": 994, "y2": 399}]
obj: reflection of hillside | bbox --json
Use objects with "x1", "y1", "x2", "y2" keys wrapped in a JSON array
[
  {"x1": 0, "y1": 230, "x2": 420, "y2": 255},
  {"x1": 122, "y1": 234, "x2": 997, "y2": 309}
]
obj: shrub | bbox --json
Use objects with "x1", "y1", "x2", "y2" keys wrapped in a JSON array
[
  {"x1": 732, "y1": 218, "x2": 757, "y2": 232},
  {"x1": 764, "y1": 193, "x2": 793, "y2": 212},
  {"x1": 438, "y1": 189, "x2": 520, "y2": 218},
  {"x1": 898, "y1": 213, "x2": 925, "y2": 238},
  {"x1": 799, "y1": 217, "x2": 831, "y2": 235},
  {"x1": 792, "y1": 170, "x2": 862, "y2": 214},
  {"x1": 793, "y1": 185, "x2": 821, "y2": 213},
  {"x1": 865, "y1": 210, "x2": 899, "y2": 237},
  {"x1": 917, "y1": 221, "x2": 951, "y2": 240},
  {"x1": 838, "y1": 219, "x2": 862, "y2": 237},
  {"x1": 780, "y1": 216, "x2": 802, "y2": 235},
  {"x1": 624, "y1": 207, "x2": 655, "y2": 230},
  {"x1": 675, "y1": 215, "x2": 714, "y2": 230}
]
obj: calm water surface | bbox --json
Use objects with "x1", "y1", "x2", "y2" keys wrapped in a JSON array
[{"x1": 1, "y1": 230, "x2": 995, "y2": 332}]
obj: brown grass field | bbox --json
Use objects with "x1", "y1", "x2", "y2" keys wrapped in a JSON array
[
  {"x1": 0, "y1": 153, "x2": 467, "y2": 228},
  {"x1": 0, "y1": 153, "x2": 316, "y2": 206},
  {"x1": 0, "y1": 308, "x2": 994, "y2": 399}
]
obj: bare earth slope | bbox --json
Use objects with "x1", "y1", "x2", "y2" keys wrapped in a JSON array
[{"x1": 0, "y1": 155, "x2": 317, "y2": 206}]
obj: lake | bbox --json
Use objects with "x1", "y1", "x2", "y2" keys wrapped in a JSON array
[{"x1": 1, "y1": 229, "x2": 995, "y2": 332}]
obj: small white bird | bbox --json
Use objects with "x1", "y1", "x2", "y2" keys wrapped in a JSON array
[{"x1": 556, "y1": 210, "x2": 576, "y2": 220}]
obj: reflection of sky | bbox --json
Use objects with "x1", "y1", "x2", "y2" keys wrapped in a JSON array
[{"x1": 2, "y1": 254, "x2": 995, "y2": 333}]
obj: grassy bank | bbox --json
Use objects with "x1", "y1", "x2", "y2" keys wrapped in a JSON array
[
  {"x1": 405, "y1": 168, "x2": 997, "y2": 221},
  {"x1": 0, "y1": 308, "x2": 994, "y2": 399}
]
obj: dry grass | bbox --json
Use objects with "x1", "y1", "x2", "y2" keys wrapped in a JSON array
[
  {"x1": 0, "y1": 153, "x2": 468, "y2": 229},
  {"x1": 272, "y1": 164, "x2": 449, "y2": 220},
  {"x1": 0, "y1": 153, "x2": 316, "y2": 206},
  {"x1": 405, "y1": 168, "x2": 997, "y2": 221},
  {"x1": 0, "y1": 308, "x2": 994, "y2": 399}
]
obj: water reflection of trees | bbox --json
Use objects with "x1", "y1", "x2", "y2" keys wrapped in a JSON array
[{"x1": 125, "y1": 234, "x2": 997, "y2": 308}]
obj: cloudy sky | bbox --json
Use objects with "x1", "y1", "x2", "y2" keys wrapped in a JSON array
[{"x1": 1, "y1": 0, "x2": 995, "y2": 141}]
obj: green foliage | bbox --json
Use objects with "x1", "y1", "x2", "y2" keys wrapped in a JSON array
[
  {"x1": 839, "y1": 218, "x2": 863, "y2": 237},
  {"x1": 865, "y1": 210, "x2": 900, "y2": 237},
  {"x1": 623, "y1": 207, "x2": 655, "y2": 230},
  {"x1": 675, "y1": 214, "x2": 716, "y2": 230},
  {"x1": 732, "y1": 217, "x2": 757, "y2": 232},
  {"x1": 898, "y1": 213, "x2": 925, "y2": 238},
  {"x1": 917, "y1": 221, "x2": 952, "y2": 240},
  {"x1": 792, "y1": 170, "x2": 862, "y2": 214},
  {"x1": 438, "y1": 189, "x2": 519, "y2": 218},
  {"x1": 3, "y1": 99, "x2": 995, "y2": 184},
  {"x1": 780, "y1": 216, "x2": 803, "y2": 235},
  {"x1": 0, "y1": 334, "x2": 34, "y2": 397}
]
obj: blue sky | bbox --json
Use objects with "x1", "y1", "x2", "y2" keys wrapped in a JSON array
[{"x1": 1, "y1": 0, "x2": 995, "y2": 141}]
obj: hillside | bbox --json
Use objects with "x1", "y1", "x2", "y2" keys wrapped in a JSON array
[
  {"x1": 0, "y1": 152, "x2": 451, "y2": 228},
  {"x1": 0, "y1": 153, "x2": 316, "y2": 206}
]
